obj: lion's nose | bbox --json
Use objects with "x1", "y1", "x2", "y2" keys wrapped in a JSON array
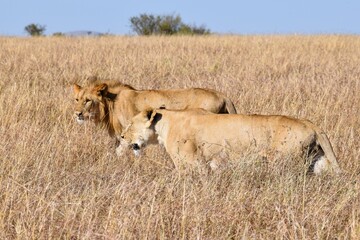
[
  {"x1": 132, "y1": 143, "x2": 140, "y2": 151},
  {"x1": 75, "y1": 111, "x2": 83, "y2": 117}
]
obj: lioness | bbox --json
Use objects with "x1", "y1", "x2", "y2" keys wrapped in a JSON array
[
  {"x1": 73, "y1": 80, "x2": 237, "y2": 155},
  {"x1": 121, "y1": 108, "x2": 341, "y2": 174}
]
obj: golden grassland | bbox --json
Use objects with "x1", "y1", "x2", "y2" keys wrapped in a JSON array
[{"x1": 0, "y1": 35, "x2": 359, "y2": 239}]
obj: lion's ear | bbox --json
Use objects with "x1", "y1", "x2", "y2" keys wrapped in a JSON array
[
  {"x1": 146, "y1": 110, "x2": 162, "y2": 128},
  {"x1": 73, "y1": 84, "x2": 82, "y2": 94},
  {"x1": 146, "y1": 109, "x2": 153, "y2": 120},
  {"x1": 142, "y1": 109, "x2": 153, "y2": 128},
  {"x1": 94, "y1": 83, "x2": 108, "y2": 97}
]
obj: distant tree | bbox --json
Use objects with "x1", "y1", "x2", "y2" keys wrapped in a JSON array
[
  {"x1": 178, "y1": 23, "x2": 211, "y2": 35},
  {"x1": 52, "y1": 32, "x2": 64, "y2": 37},
  {"x1": 178, "y1": 24, "x2": 193, "y2": 35},
  {"x1": 129, "y1": 13, "x2": 211, "y2": 36},
  {"x1": 158, "y1": 14, "x2": 182, "y2": 35},
  {"x1": 25, "y1": 23, "x2": 46, "y2": 36},
  {"x1": 130, "y1": 14, "x2": 160, "y2": 35},
  {"x1": 189, "y1": 24, "x2": 211, "y2": 35}
]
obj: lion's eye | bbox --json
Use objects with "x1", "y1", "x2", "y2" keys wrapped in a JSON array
[
  {"x1": 85, "y1": 99, "x2": 91, "y2": 103},
  {"x1": 75, "y1": 98, "x2": 79, "y2": 102}
]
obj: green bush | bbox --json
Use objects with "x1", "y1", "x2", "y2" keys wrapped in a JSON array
[
  {"x1": 130, "y1": 14, "x2": 211, "y2": 36},
  {"x1": 24, "y1": 23, "x2": 46, "y2": 36}
]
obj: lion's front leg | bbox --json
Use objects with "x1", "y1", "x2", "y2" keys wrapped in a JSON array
[{"x1": 168, "y1": 139, "x2": 199, "y2": 170}]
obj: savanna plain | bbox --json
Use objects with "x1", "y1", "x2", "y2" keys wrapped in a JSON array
[{"x1": 0, "y1": 35, "x2": 359, "y2": 239}]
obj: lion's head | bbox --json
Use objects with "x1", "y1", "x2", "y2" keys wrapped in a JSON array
[
  {"x1": 72, "y1": 80, "x2": 135, "y2": 139},
  {"x1": 72, "y1": 83, "x2": 108, "y2": 125},
  {"x1": 121, "y1": 109, "x2": 161, "y2": 157}
]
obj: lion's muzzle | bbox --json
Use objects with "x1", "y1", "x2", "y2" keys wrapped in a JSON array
[
  {"x1": 131, "y1": 143, "x2": 140, "y2": 151},
  {"x1": 74, "y1": 111, "x2": 85, "y2": 124},
  {"x1": 131, "y1": 143, "x2": 141, "y2": 157}
]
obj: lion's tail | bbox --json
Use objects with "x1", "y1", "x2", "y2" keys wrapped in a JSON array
[{"x1": 307, "y1": 122, "x2": 342, "y2": 174}]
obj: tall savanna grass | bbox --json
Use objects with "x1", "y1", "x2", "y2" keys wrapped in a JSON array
[{"x1": 0, "y1": 35, "x2": 359, "y2": 239}]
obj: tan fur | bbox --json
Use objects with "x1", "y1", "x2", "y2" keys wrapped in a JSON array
[
  {"x1": 122, "y1": 109, "x2": 341, "y2": 174},
  {"x1": 72, "y1": 80, "x2": 237, "y2": 155}
]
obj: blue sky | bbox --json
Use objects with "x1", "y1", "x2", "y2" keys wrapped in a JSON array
[{"x1": 1, "y1": 0, "x2": 360, "y2": 36}]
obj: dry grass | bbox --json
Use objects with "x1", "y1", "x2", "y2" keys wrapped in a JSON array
[{"x1": 0, "y1": 35, "x2": 359, "y2": 239}]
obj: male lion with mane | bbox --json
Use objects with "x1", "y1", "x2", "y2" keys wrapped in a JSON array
[
  {"x1": 72, "y1": 79, "x2": 237, "y2": 156},
  {"x1": 121, "y1": 108, "x2": 341, "y2": 175}
]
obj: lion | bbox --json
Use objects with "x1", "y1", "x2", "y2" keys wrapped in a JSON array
[
  {"x1": 121, "y1": 108, "x2": 341, "y2": 174},
  {"x1": 72, "y1": 80, "x2": 237, "y2": 155}
]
